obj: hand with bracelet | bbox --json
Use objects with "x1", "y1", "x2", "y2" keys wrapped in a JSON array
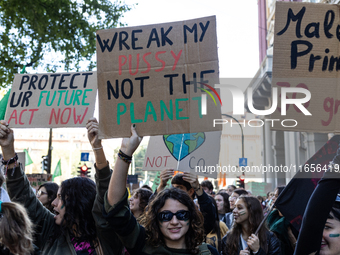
[
  {"x1": 0, "y1": 120, "x2": 16, "y2": 171},
  {"x1": 86, "y1": 118, "x2": 107, "y2": 170},
  {"x1": 119, "y1": 124, "x2": 143, "y2": 159},
  {"x1": 107, "y1": 124, "x2": 142, "y2": 207}
]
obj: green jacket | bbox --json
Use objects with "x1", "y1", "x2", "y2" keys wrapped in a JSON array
[
  {"x1": 92, "y1": 164, "x2": 124, "y2": 254},
  {"x1": 6, "y1": 164, "x2": 123, "y2": 255}
]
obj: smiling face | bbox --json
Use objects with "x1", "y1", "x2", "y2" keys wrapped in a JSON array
[
  {"x1": 158, "y1": 198, "x2": 190, "y2": 249},
  {"x1": 320, "y1": 216, "x2": 340, "y2": 255},
  {"x1": 233, "y1": 198, "x2": 249, "y2": 226},
  {"x1": 215, "y1": 195, "x2": 225, "y2": 214},
  {"x1": 51, "y1": 187, "x2": 66, "y2": 225}
]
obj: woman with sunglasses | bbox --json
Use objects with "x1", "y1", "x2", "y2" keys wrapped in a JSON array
[
  {"x1": 102, "y1": 125, "x2": 219, "y2": 255},
  {"x1": 221, "y1": 195, "x2": 281, "y2": 255}
]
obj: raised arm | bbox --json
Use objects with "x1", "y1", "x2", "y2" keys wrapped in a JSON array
[
  {"x1": 0, "y1": 120, "x2": 15, "y2": 168},
  {"x1": 86, "y1": 117, "x2": 108, "y2": 170},
  {"x1": 87, "y1": 118, "x2": 125, "y2": 254},
  {"x1": 107, "y1": 124, "x2": 142, "y2": 206},
  {"x1": 0, "y1": 120, "x2": 54, "y2": 248}
]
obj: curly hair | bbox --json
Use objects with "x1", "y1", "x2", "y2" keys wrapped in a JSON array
[
  {"x1": 38, "y1": 182, "x2": 59, "y2": 212},
  {"x1": 49, "y1": 177, "x2": 97, "y2": 250},
  {"x1": 132, "y1": 188, "x2": 153, "y2": 213},
  {"x1": 0, "y1": 202, "x2": 34, "y2": 255},
  {"x1": 224, "y1": 195, "x2": 268, "y2": 255},
  {"x1": 144, "y1": 187, "x2": 204, "y2": 254}
]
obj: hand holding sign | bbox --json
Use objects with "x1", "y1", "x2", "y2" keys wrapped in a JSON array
[
  {"x1": 120, "y1": 125, "x2": 143, "y2": 157},
  {"x1": 86, "y1": 118, "x2": 102, "y2": 149}
]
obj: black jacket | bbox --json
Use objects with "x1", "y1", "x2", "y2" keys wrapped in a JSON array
[{"x1": 221, "y1": 231, "x2": 281, "y2": 255}]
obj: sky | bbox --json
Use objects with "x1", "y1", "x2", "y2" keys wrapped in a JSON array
[{"x1": 119, "y1": 0, "x2": 260, "y2": 82}]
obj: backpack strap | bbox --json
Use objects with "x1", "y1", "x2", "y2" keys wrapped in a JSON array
[{"x1": 199, "y1": 242, "x2": 211, "y2": 255}]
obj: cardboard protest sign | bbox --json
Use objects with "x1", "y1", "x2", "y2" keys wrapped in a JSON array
[
  {"x1": 96, "y1": 16, "x2": 221, "y2": 138},
  {"x1": 27, "y1": 174, "x2": 52, "y2": 191},
  {"x1": 5, "y1": 72, "x2": 97, "y2": 128},
  {"x1": 271, "y1": 1, "x2": 340, "y2": 133},
  {"x1": 142, "y1": 131, "x2": 221, "y2": 178}
]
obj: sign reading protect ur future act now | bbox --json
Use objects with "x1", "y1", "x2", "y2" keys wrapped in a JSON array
[
  {"x1": 96, "y1": 16, "x2": 221, "y2": 138},
  {"x1": 5, "y1": 72, "x2": 97, "y2": 128}
]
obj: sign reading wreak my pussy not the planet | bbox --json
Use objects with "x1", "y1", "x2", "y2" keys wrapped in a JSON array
[{"x1": 96, "y1": 16, "x2": 222, "y2": 138}]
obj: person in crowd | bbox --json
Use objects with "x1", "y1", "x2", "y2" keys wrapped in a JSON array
[
  {"x1": 226, "y1": 185, "x2": 236, "y2": 196},
  {"x1": 141, "y1": 184, "x2": 153, "y2": 192},
  {"x1": 201, "y1": 180, "x2": 214, "y2": 195},
  {"x1": 215, "y1": 191, "x2": 231, "y2": 220},
  {"x1": 222, "y1": 195, "x2": 281, "y2": 255},
  {"x1": 222, "y1": 188, "x2": 248, "y2": 229},
  {"x1": 206, "y1": 195, "x2": 229, "y2": 253},
  {"x1": 129, "y1": 187, "x2": 153, "y2": 223},
  {"x1": 267, "y1": 186, "x2": 296, "y2": 255},
  {"x1": 36, "y1": 182, "x2": 59, "y2": 213},
  {"x1": 156, "y1": 168, "x2": 216, "y2": 235},
  {"x1": 266, "y1": 192, "x2": 275, "y2": 207},
  {"x1": 294, "y1": 148, "x2": 340, "y2": 255},
  {"x1": 0, "y1": 201, "x2": 34, "y2": 255},
  {"x1": 0, "y1": 120, "x2": 122, "y2": 254},
  {"x1": 102, "y1": 124, "x2": 219, "y2": 255},
  {"x1": 257, "y1": 195, "x2": 266, "y2": 210}
]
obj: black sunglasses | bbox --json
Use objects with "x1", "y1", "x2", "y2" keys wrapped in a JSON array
[{"x1": 157, "y1": 210, "x2": 191, "y2": 222}]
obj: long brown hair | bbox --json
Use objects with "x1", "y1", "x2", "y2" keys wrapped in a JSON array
[
  {"x1": 224, "y1": 195, "x2": 268, "y2": 255},
  {"x1": 0, "y1": 202, "x2": 34, "y2": 255},
  {"x1": 144, "y1": 187, "x2": 204, "y2": 254}
]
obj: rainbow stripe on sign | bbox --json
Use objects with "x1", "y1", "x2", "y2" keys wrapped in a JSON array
[{"x1": 198, "y1": 82, "x2": 222, "y2": 115}]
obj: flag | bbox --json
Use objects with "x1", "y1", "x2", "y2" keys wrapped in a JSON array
[
  {"x1": 151, "y1": 171, "x2": 161, "y2": 192},
  {"x1": 0, "y1": 66, "x2": 25, "y2": 120},
  {"x1": 52, "y1": 159, "x2": 62, "y2": 181},
  {"x1": 23, "y1": 149, "x2": 33, "y2": 166},
  {"x1": 274, "y1": 135, "x2": 340, "y2": 233},
  {"x1": 0, "y1": 89, "x2": 10, "y2": 121}
]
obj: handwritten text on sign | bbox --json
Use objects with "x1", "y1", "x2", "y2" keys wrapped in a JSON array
[
  {"x1": 96, "y1": 16, "x2": 221, "y2": 138},
  {"x1": 272, "y1": 2, "x2": 340, "y2": 133},
  {"x1": 5, "y1": 72, "x2": 97, "y2": 128}
]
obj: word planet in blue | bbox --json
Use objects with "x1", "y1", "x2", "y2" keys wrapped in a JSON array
[{"x1": 163, "y1": 133, "x2": 205, "y2": 161}]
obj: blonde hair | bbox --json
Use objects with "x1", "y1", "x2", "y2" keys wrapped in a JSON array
[{"x1": 0, "y1": 202, "x2": 34, "y2": 255}]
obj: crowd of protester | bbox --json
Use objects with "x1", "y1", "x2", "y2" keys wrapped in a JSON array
[{"x1": 0, "y1": 118, "x2": 339, "y2": 254}]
